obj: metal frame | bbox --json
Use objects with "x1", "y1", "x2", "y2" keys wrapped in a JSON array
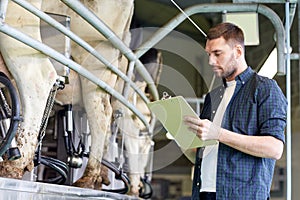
[
  {"x1": 285, "y1": 2, "x2": 292, "y2": 200},
  {"x1": 0, "y1": 0, "x2": 157, "y2": 130},
  {"x1": 136, "y1": 3, "x2": 286, "y2": 75}
]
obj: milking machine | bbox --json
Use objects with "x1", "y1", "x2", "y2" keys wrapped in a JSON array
[
  {"x1": 61, "y1": 105, "x2": 131, "y2": 194},
  {"x1": 34, "y1": 78, "x2": 69, "y2": 184}
]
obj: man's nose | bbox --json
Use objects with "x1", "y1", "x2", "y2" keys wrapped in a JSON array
[{"x1": 208, "y1": 55, "x2": 216, "y2": 66}]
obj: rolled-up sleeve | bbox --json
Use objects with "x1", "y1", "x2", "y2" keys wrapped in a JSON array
[{"x1": 257, "y1": 79, "x2": 287, "y2": 143}]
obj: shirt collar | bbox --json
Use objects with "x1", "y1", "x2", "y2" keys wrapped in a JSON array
[
  {"x1": 235, "y1": 66, "x2": 254, "y2": 85},
  {"x1": 222, "y1": 66, "x2": 254, "y2": 87}
]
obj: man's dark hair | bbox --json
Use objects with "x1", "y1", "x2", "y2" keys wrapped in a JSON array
[{"x1": 206, "y1": 22, "x2": 244, "y2": 48}]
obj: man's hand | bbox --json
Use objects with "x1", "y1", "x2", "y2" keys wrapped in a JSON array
[{"x1": 183, "y1": 116, "x2": 222, "y2": 141}]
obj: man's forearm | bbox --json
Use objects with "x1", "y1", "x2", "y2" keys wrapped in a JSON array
[{"x1": 218, "y1": 129, "x2": 284, "y2": 160}]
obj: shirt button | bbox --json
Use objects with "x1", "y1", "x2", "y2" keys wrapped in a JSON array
[
  {"x1": 220, "y1": 95, "x2": 222, "y2": 98},
  {"x1": 197, "y1": 182, "x2": 200, "y2": 186},
  {"x1": 213, "y1": 110, "x2": 215, "y2": 113},
  {"x1": 242, "y1": 81, "x2": 245, "y2": 84}
]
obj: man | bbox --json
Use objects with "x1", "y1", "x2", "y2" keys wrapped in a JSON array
[{"x1": 184, "y1": 22, "x2": 287, "y2": 199}]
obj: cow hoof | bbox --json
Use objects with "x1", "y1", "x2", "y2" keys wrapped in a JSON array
[
  {"x1": 73, "y1": 177, "x2": 95, "y2": 189},
  {"x1": 0, "y1": 162, "x2": 23, "y2": 179},
  {"x1": 100, "y1": 165, "x2": 110, "y2": 186},
  {"x1": 94, "y1": 178, "x2": 103, "y2": 190}
]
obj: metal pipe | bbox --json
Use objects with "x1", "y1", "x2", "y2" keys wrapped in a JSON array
[
  {"x1": 136, "y1": 3, "x2": 285, "y2": 75},
  {"x1": 289, "y1": 3, "x2": 297, "y2": 26},
  {"x1": 0, "y1": 0, "x2": 8, "y2": 23},
  {"x1": 123, "y1": 61, "x2": 136, "y2": 99},
  {"x1": 285, "y1": 3, "x2": 292, "y2": 200},
  {"x1": 257, "y1": 4, "x2": 285, "y2": 75},
  {"x1": 185, "y1": 97, "x2": 205, "y2": 116},
  {"x1": 0, "y1": 23, "x2": 150, "y2": 129},
  {"x1": 61, "y1": 0, "x2": 159, "y2": 100},
  {"x1": 11, "y1": 0, "x2": 150, "y2": 104},
  {"x1": 290, "y1": 53, "x2": 299, "y2": 60}
]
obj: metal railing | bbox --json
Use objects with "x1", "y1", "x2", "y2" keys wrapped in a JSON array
[{"x1": 0, "y1": 0, "x2": 158, "y2": 131}]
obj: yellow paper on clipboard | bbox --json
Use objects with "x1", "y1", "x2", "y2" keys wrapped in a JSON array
[{"x1": 147, "y1": 96, "x2": 216, "y2": 149}]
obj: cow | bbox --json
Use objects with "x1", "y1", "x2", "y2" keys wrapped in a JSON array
[
  {"x1": 111, "y1": 48, "x2": 162, "y2": 196},
  {"x1": 0, "y1": 0, "x2": 151, "y2": 193}
]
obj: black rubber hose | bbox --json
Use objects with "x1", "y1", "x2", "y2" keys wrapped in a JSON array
[
  {"x1": 82, "y1": 153, "x2": 131, "y2": 194},
  {"x1": 39, "y1": 155, "x2": 69, "y2": 184},
  {"x1": 0, "y1": 72, "x2": 21, "y2": 157},
  {"x1": 101, "y1": 158, "x2": 131, "y2": 194},
  {"x1": 139, "y1": 177, "x2": 153, "y2": 199}
]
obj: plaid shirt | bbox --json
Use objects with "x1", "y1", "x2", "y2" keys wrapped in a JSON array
[{"x1": 192, "y1": 67, "x2": 287, "y2": 200}]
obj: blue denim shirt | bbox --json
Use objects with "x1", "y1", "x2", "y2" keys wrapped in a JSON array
[{"x1": 192, "y1": 67, "x2": 287, "y2": 200}]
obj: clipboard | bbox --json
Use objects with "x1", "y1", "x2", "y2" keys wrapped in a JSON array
[{"x1": 147, "y1": 96, "x2": 216, "y2": 149}]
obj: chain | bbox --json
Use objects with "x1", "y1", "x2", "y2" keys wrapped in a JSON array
[
  {"x1": 0, "y1": 88, "x2": 11, "y2": 117},
  {"x1": 37, "y1": 79, "x2": 65, "y2": 148}
]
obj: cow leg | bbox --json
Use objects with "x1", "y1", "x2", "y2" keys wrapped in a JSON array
[
  {"x1": 42, "y1": 0, "x2": 134, "y2": 190},
  {"x1": 72, "y1": 42, "x2": 118, "y2": 189},
  {"x1": 0, "y1": 0, "x2": 57, "y2": 178},
  {"x1": 120, "y1": 114, "x2": 152, "y2": 196},
  {"x1": 121, "y1": 116, "x2": 141, "y2": 196}
]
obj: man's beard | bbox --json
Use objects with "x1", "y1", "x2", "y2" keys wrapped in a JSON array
[{"x1": 221, "y1": 55, "x2": 237, "y2": 80}]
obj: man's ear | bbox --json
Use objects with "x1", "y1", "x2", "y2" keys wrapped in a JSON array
[{"x1": 235, "y1": 44, "x2": 243, "y2": 59}]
